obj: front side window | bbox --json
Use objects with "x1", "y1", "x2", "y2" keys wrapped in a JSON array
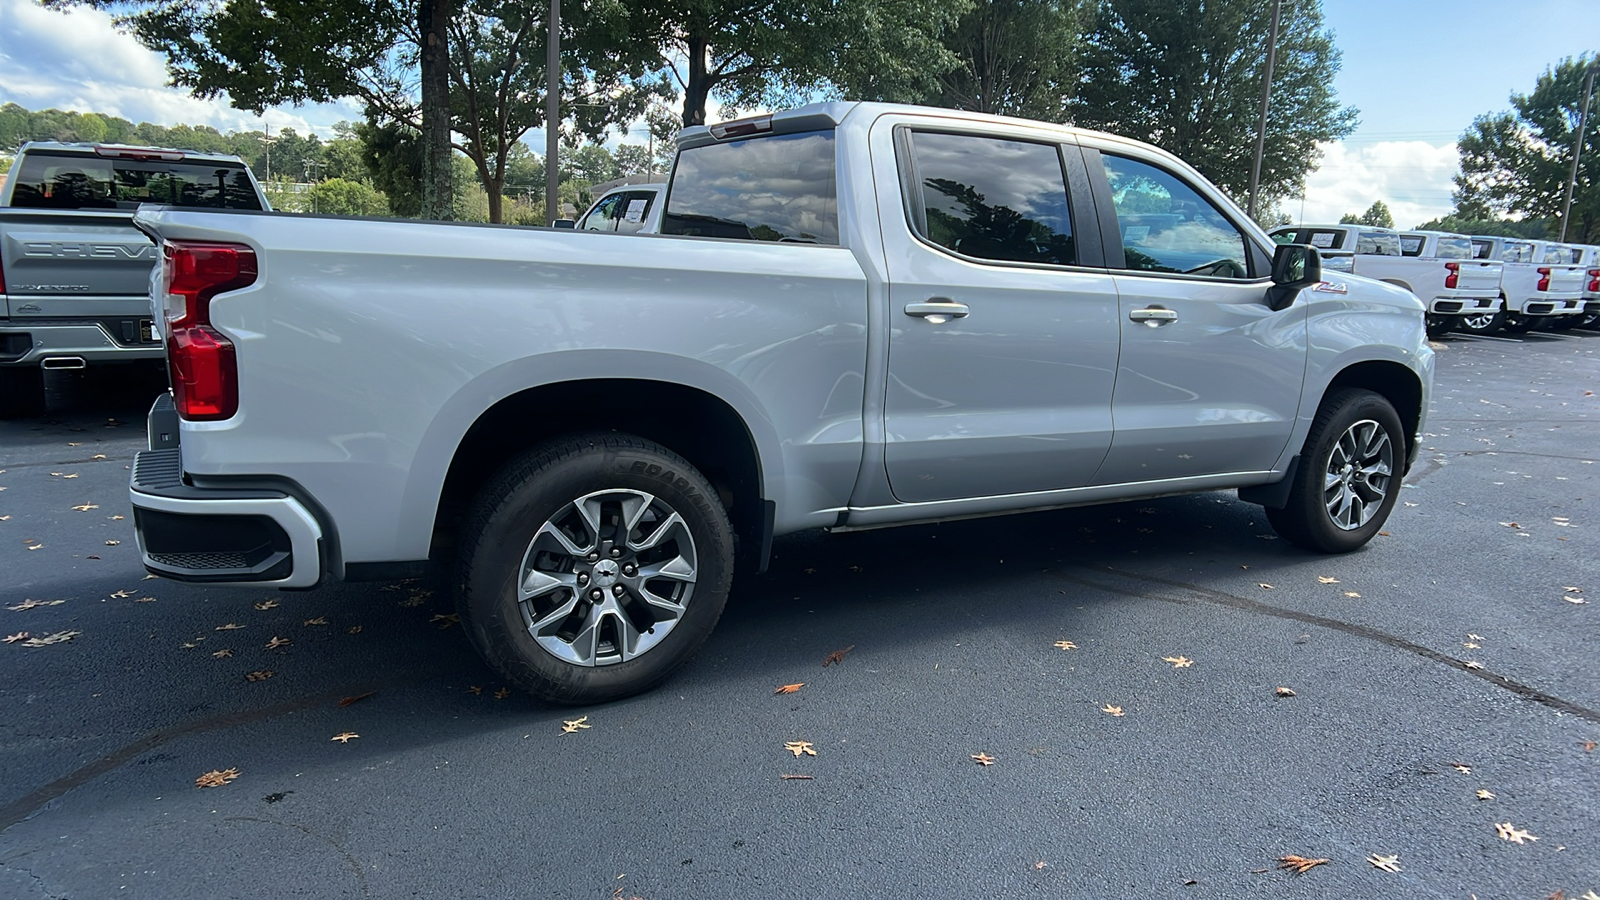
[
  {"x1": 662, "y1": 130, "x2": 838, "y2": 244},
  {"x1": 8, "y1": 151, "x2": 262, "y2": 211},
  {"x1": 907, "y1": 131, "x2": 1075, "y2": 266},
  {"x1": 613, "y1": 191, "x2": 657, "y2": 234},
  {"x1": 581, "y1": 194, "x2": 624, "y2": 231},
  {"x1": 1102, "y1": 153, "x2": 1249, "y2": 279}
]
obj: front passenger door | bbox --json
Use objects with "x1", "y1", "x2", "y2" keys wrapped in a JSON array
[{"x1": 1088, "y1": 150, "x2": 1307, "y2": 485}]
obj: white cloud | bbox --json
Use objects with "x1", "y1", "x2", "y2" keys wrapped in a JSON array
[
  {"x1": 0, "y1": 0, "x2": 363, "y2": 136},
  {"x1": 1293, "y1": 139, "x2": 1461, "y2": 229}
]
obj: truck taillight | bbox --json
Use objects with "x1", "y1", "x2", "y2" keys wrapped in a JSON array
[
  {"x1": 1588, "y1": 268, "x2": 1599, "y2": 293},
  {"x1": 162, "y1": 241, "x2": 256, "y2": 420},
  {"x1": 1536, "y1": 267, "x2": 1550, "y2": 291},
  {"x1": 1444, "y1": 261, "x2": 1459, "y2": 289}
]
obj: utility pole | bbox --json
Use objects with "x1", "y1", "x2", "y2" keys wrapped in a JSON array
[
  {"x1": 1558, "y1": 63, "x2": 1596, "y2": 242},
  {"x1": 545, "y1": 0, "x2": 560, "y2": 224},
  {"x1": 1247, "y1": 0, "x2": 1283, "y2": 222},
  {"x1": 264, "y1": 122, "x2": 271, "y2": 183}
]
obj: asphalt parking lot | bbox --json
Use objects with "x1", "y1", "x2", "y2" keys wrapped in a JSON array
[{"x1": 1, "y1": 333, "x2": 1597, "y2": 899}]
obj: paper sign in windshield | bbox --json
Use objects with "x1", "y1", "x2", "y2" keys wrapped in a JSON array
[{"x1": 625, "y1": 199, "x2": 647, "y2": 223}]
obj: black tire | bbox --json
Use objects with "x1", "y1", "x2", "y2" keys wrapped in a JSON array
[
  {"x1": 1501, "y1": 312, "x2": 1542, "y2": 334},
  {"x1": 0, "y1": 366, "x2": 46, "y2": 419},
  {"x1": 1544, "y1": 316, "x2": 1581, "y2": 331},
  {"x1": 456, "y1": 433, "x2": 734, "y2": 704},
  {"x1": 1455, "y1": 308, "x2": 1503, "y2": 335},
  {"x1": 1266, "y1": 389, "x2": 1405, "y2": 554},
  {"x1": 1424, "y1": 315, "x2": 1454, "y2": 338}
]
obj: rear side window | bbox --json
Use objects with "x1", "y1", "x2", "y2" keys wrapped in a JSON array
[
  {"x1": 1434, "y1": 237, "x2": 1473, "y2": 259},
  {"x1": 1357, "y1": 232, "x2": 1401, "y2": 256},
  {"x1": 1398, "y1": 235, "x2": 1425, "y2": 257},
  {"x1": 1270, "y1": 229, "x2": 1343, "y2": 249},
  {"x1": 1502, "y1": 242, "x2": 1534, "y2": 263},
  {"x1": 662, "y1": 131, "x2": 837, "y2": 244},
  {"x1": 7, "y1": 151, "x2": 262, "y2": 211},
  {"x1": 1102, "y1": 153, "x2": 1250, "y2": 279},
  {"x1": 906, "y1": 131, "x2": 1075, "y2": 266}
]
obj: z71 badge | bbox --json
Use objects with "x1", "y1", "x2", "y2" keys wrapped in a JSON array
[{"x1": 1311, "y1": 281, "x2": 1349, "y2": 294}]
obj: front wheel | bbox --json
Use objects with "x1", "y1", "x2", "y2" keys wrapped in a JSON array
[
  {"x1": 456, "y1": 433, "x2": 735, "y2": 704},
  {"x1": 1266, "y1": 389, "x2": 1404, "y2": 553}
]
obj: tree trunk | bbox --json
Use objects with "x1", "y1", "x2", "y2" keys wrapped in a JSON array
[
  {"x1": 419, "y1": 0, "x2": 454, "y2": 220},
  {"x1": 682, "y1": 36, "x2": 713, "y2": 127}
]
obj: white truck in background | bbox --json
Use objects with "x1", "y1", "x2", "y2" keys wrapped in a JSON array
[
  {"x1": 1459, "y1": 236, "x2": 1586, "y2": 334},
  {"x1": 1270, "y1": 225, "x2": 1500, "y2": 337}
]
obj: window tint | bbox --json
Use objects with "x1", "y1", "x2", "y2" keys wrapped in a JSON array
[
  {"x1": 906, "y1": 131, "x2": 1074, "y2": 266},
  {"x1": 1102, "y1": 153, "x2": 1249, "y2": 279},
  {"x1": 1434, "y1": 237, "x2": 1473, "y2": 259},
  {"x1": 1398, "y1": 235, "x2": 1425, "y2": 257},
  {"x1": 1471, "y1": 239, "x2": 1495, "y2": 260},
  {"x1": 8, "y1": 151, "x2": 262, "y2": 211},
  {"x1": 613, "y1": 191, "x2": 657, "y2": 234},
  {"x1": 1501, "y1": 242, "x2": 1534, "y2": 263},
  {"x1": 662, "y1": 131, "x2": 837, "y2": 243},
  {"x1": 1357, "y1": 232, "x2": 1401, "y2": 256},
  {"x1": 581, "y1": 194, "x2": 624, "y2": 231}
]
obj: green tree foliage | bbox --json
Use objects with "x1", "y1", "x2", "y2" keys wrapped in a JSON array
[
  {"x1": 1338, "y1": 201, "x2": 1394, "y2": 228},
  {"x1": 1068, "y1": 0, "x2": 1357, "y2": 207},
  {"x1": 306, "y1": 178, "x2": 390, "y2": 216},
  {"x1": 612, "y1": 144, "x2": 656, "y2": 178},
  {"x1": 1412, "y1": 214, "x2": 1550, "y2": 240},
  {"x1": 917, "y1": 0, "x2": 1088, "y2": 119},
  {"x1": 1454, "y1": 55, "x2": 1598, "y2": 243}
]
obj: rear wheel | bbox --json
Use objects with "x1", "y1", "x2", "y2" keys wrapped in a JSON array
[
  {"x1": 456, "y1": 433, "x2": 734, "y2": 704},
  {"x1": 1424, "y1": 315, "x2": 1455, "y2": 338},
  {"x1": 1266, "y1": 389, "x2": 1404, "y2": 553},
  {"x1": 1544, "y1": 316, "x2": 1581, "y2": 331},
  {"x1": 1455, "y1": 307, "x2": 1503, "y2": 335},
  {"x1": 0, "y1": 366, "x2": 46, "y2": 419}
]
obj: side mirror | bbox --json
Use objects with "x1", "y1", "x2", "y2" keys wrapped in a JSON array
[
  {"x1": 551, "y1": 219, "x2": 576, "y2": 229},
  {"x1": 1266, "y1": 243, "x2": 1322, "y2": 311}
]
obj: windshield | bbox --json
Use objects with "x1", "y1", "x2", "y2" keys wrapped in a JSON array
[{"x1": 7, "y1": 150, "x2": 263, "y2": 211}]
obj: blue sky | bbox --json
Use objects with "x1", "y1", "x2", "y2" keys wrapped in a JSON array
[{"x1": 1, "y1": 0, "x2": 1593, "y2": 225}]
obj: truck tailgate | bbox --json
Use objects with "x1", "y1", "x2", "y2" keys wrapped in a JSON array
[
  {"x1": 1544, "y1": 265, "x2": 1585, "y2": 293},
  {"x1": 1455, "y1": 260, "x2": 1502, "y2": 294},
  {"x1": 0, "y1": 209, "x2": 156, "y2": 318}
]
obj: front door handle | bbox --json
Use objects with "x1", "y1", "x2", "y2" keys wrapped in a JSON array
[
  {"x1": 904, "y1": 299, "x2": 970, "y2": 322},
  {"x1": 1129, "y1": 307, "x2": 1178, "y2": 325}
]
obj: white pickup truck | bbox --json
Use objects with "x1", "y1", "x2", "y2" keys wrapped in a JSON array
[
  {"x1": 127, "y1": 102, "x2": 1433, "y2": 703},
  {"x1": 1269, "y1": 225, "x2": 1499, "y2": 337},
  {"x1": 1457, "y1": 236, "x2": 1587, "y2": 334}
]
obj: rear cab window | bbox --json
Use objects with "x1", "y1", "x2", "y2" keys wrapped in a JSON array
[
  {"x1": 1398, "y1": 234, "x2": 1425, "y2": 257},
  {"x1": 7, "y1": 150, "x2": 262, "y2": 211},
  {"x1": 1357, "y1": 232, "x2": 1402, "y2": 256},
  {"x1": 662, "y1": 131, "x2": 838, "y2": 243},
  {"x1": 1501, "y1": 242, "x2": 1534, "y2": 263},
  {"x1": 1434, "y1": 237, "x2": 1473, "y2": 259}
]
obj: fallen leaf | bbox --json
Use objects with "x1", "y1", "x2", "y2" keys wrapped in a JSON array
[
  {"x1": 338, "y1": 691, "x2": 376, "y2": 707},
  {"x1": 1581, "y1": 740, "x2": 1595, "y2": 752},
  {"x1": 134, "y1": 596, "x2": 157, "y2": 603},
  {"x1": 181, "y1": 642, "x2": 197, "y2": 649},
  {"x1": 216, "y1": 623, "x2": 245, "y2": 631},
  {"x1": 1162, "y1": 655, "x2": 1194, "y2": 668},
  {"x1": 1494, "y1": 822, "x2": 1537, "y2": 844},
  {"x1": 467, "y1": 685, "x2": 483, "y2": 695},
  {"x1": 1101, "y1": 704, "x2": 1124, "y2": 717},
  {"x1": 70, "y1": 504, "x2": 98, "y2": 512},
  {"x1": 1317, "y1": 576, "x2": 1340, "y2": 584},
  {"x1": 102, "y1": 540, "x2": 118, "y2": 546},
  {"x1": 347, "y1": 625, "x2": 363, "y2": 634},
  {"x1": 21, "y1": 630, "x2": 80, "y2": 647},
  {"x1": 1452, "y1": 763, "x2": 1472, "y2": 774},
  {"x1": 111, "y1": 515, "x2": 124, "y2": 521},
  {"x1": 265, "y1": 636, "x2": 291, "y2": 650},
  {"x1": 494, "y1": 687, "x2": 510, "y2": 700},
  {"x1": 1468, "y1": 633, "x2": 1485, "y2": 640},
  {"x1": 1275, "y1": 687, "x2": 1297, "y2": 697},
  {"x1": 143, "y1": 574, "x2": 158, "y2": 580},
  {"x1": 1464, "y1": 661, "x2": 1484, "y2": 670},
  {"x1": 1566, "y1": 596, "x2": 1588, "y2": 605},
  {"x1": 431, "y1": 613, "x2": 461, "y2": 629},
  {"x1": 1378, "y1": 531, "x2": 1391, "y2": 536},
  {"x1": 780, "y1": 774, "x2": 814, "y2": 780},
  {"x1": 254, "y1": 599, "x2": 279, "y2": 610},
  {"x1": 211, "y1": 649, "x2": 233, "y2": 658},
  {"x1": 4, "y1": 632, "x2": 29, "y2": 643},
  {"x1": 91, "y1": 454, "x2": 107, "y2": 460},
  {"x1": 1464, "y1": 641, "x2": 1480, "y2": 649},
  {"x1": 304, "y1": 616, "x2": 328, "y2": 626},
  {"x1": 110, "y1": 589, "x2": 135, "y2": 599},
  {"x1": 784, "y1": 740, "x2": 817, "y2": 757},
  {"x1": 245, "y1": 670, "x2": 274, "y2": 682},
  {"x1": 822, "y1": 645, "x2": 854, "y2": 667},
  {"x1": 195, "y1": 768, "x2": 240, "y2": 788},
  {"x1": 1499, "y1": 522, "x2": 1522, "y2": 529},
  {"x1": 330, "y1": 732, "x2": 360, "y2": 743},
  {"x1": 1565, "y1": 587, "x2": 1584, "y2": 594},
  {"x1": 561, "y1": 716, "x2": 592, "y2": 735},
  {"x1": 1476, "y1": 789, "x2": 1495, "y2": 800},
  {"x1": 1053, "y1": 640, "x2": 1078, "y2": 650},
  {"x1": 1275, "y1": 855, "x2": 1329, "y2": 875},
  {"x1": 1258, "y1": 583, "x2": 1274, "y2": 590},
  {"x1": 8, "y1": 598, "x2": 66, "y2": 611},
  {"x1": 774, "y1": 682, "x2": 805, "y2": 694},
  {"x1": 1366, "y1": 854, "x2": 1401, "y2": 872},
  {"x1": 25, "y1": 543, "x2": 41, "y2": 551},
  {"x1": 1344, "y1": 591, "x2": 1362, "y2": 598},
  {"x1": 971, "y1": 752, "x2": 996, "y2": 766}
]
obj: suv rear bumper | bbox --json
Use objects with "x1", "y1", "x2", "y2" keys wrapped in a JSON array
[{"x1": 129, "y1": 397, "x2": 324, "y2": 588}]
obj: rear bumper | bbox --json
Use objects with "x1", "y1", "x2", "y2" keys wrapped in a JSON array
[
  {"x1": 1513, "y1": 295, "x2": 1585, "y2": 316},
  {"x1": 0, "y1": 321, "x2": 164, "y2": 366},
  {"x1": 129, "y1": 397, "x2": 324, "y2": 588},
  {"x1": 1427, "y1": 294, "x2": 1499, "y2": 315}
]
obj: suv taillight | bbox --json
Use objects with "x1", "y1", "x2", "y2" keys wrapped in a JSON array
[
  {"x1": 1536, "y1": 267, "x2": 1550, "y2": 292},
  {"x1": 1444, "y1": 261, "x2": 1459, "y2": 289},
  {"x1": 1588, "y1": 267, "x2": 1599, "y2": 293},
  {"x1": 162, "y1": 241, "x2": 256, "y2": 420}
]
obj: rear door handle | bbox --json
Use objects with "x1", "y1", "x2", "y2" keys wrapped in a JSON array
[
  {"x1": 904, "y1": 299, "x2": 970, "y2": 322},
  {"x1": 1129, "y1": 307, "x2": 1178, "y2": 325}
]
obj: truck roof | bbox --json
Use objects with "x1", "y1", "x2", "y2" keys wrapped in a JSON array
[{"x1": 15, "y1": 140, "x2": 251, "y2": 166}]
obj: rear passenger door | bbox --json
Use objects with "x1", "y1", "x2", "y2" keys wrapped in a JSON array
[
  {"x1": 874, "y1": 121, "x2": 1121, "y2": 503},
  {"x1": 1083, "y1": 148, "x2": 1307, "y2": 485}
]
